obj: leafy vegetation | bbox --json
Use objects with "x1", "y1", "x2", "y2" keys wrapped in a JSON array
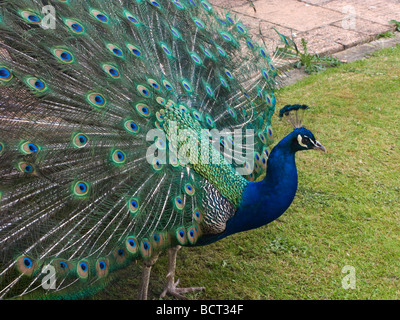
[
  {"x1": 377, "y1": 31, "x2": 395, "y2": 39},
  {"x1": 389, "y1": 19, "x2": 400, "y2": 32},
  {"x1": 274, "y1": 30, "x2": 342, "y2": 74}
]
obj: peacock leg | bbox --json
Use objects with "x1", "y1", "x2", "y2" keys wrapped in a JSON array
[
  {"x1": 138, "y1": 252, "x2": 160, "y2": 300},
  {"x1": 160, "y1": 245, "x2": 205, "y2": 300}
]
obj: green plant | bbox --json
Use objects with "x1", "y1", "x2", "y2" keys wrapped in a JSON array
[
  {"x1": 389, "y1": 19, "x2": 400, "y2": 31},
  {"x1": 377, "y1": 31, "x2": 395, "y2": 39},
  {"x1": 274, "y1": 29, "x2": 342, "y2": 74}
]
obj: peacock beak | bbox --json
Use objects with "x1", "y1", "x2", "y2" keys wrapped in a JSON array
[{"x1": 312, "y1": 140, "x2": 326, "y2": 152}]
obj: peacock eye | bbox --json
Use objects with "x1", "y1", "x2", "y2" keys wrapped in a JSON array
[{"x1": 302, "y1": 137, "x2": 310, "y2": 144}]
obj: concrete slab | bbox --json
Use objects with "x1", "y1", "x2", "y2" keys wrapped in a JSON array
[
  {"x1": 211, "y1": 0, "x2": 400, "y2": 56},
  {"x1": 300, "y1": 0, "x2": 333, "y2": 5},
  {"x1": 230, "y1": 0, "x2": 345, "y2": 32},
  {"x1": 296, "y1": 24, "x2": 368, "y2": 54},
  {"x1": 333, "y1": 32, "x2": 400, "y2": 62},
  {"x1": 332, "y1": 18, "x2": 392, "y2": 38},
  {"x1": 322, "y1": 0, "x2": 400, "y2": 26},
  {"x1": 212, "y1": 0, "x2": 252, "y2": 10},
  {"x1": 234, "y1": 15, "x2": 294, "y2": 41},
  {"x1": 332, "y1": 43, "x2": 379, "y2": 62}
]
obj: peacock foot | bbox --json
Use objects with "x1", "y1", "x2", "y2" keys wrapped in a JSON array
[{"x1": 160, "y1": 278, "x2": 205, "y2": 300}]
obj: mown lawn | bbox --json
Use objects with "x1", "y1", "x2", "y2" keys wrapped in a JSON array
[{"x1": 94, "y1": 44, "x2": 400, "y2": 300}]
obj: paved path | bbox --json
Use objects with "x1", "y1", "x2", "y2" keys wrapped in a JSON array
[{"x1": 211, "y1": 0, "x2": 400, "y2": 56}]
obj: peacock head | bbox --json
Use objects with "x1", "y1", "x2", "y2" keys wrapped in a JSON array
[
  {"x1": 279, "y1": 104, "x2": 326, "y2": 153},
  {"x1": 291, "y1": 126, "x2": 326, "y2": 152}
]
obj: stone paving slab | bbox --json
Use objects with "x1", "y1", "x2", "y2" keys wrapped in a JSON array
[
  {"x1": 232, "y1": 0, "x2": 345, "y2": 32},
  {"x1": 296, "y1": 24, "x2": 370, "y2": 54},
  {"x1": 322, "y1": 0, "x2": 400, "y2": 26},
  {"x1": 211, "y1": 0, "x2": 400, "y2": 56},
  {"x1": 333, "y1": 32, "x2": 400, "y2": 62}
]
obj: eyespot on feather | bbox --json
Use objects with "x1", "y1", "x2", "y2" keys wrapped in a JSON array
[
  {"x1": 205, "y1": 84, "x2": 214, "y2": 97},
  {"x1": 124, "y1": 120, "x2": 140, "y2": 134},
  {"x1": 73, "y1": 181, "x2": 89, "y2": 197},
  {"x1": 187, "y1": 226, "x2": 199, "y2": 245},
  {"x1": 174, "y1": 195, "x2": 184, "y2": 210},
  {"x1": 107, "y1": 44, "x2": 124, "y2": 57},
  {"x1": 258, "y1": 132, "x2": 267, "y2": 144},
  {"x1": 54, "y1": 259, "x2": 74, "y2": 275},
  {"x1": 151, "y1": 233, "x2": 165, "y2": 250},
  {"x1": 20, "y1": 11, "x2": 42, "y2": 24},
  {"x1": 95, "y1": 259, "x2": 109, "y2": 277},
  {"x1": 219, "y1": 75, "x2": 229, "y2": 88},
  {"x1": 193, "y1": 208, "x2": 203, "y2": 222},
  {"x1": 135, "y1": 103, "x2": 151, "y2": 116},
  {"x1": 149, "y1": 0, "x2": 162, "y2": 8},
  {"x1": 111, "y1": 149, "x2": 126, "y2": 165},
  {"x1": 236, "y1": 23, "x2": 247, "y2": 34},
  {"x1": 193, "y1": 18, "x2": 205, "y2": 29},
  {"x1": 19, "y1": 141, "x2": 39, "y2": 154},
  {"x1": 52, "y1": 48, "x2": 74, "y2": 63},
  {"x1": 155, "y1": 136, "x2": 166, "y2": 150},
  {"x1": 184, "y1": 183, "x2": 195, "y2": 196},
  {"x1": 205, "y1": 115, "x2": 214, "y2": 127},
  {"x1": 24, "y1": 77, "x2": 48, "y2": 93},
  {"x1": 72, "y1": 133, "x2": 89, "y2": 148},
  {"x1": 152, "y1": 158, "x2": 162, "y2": 172},
  {"x1": 128, "y1": 198, "x2": 139, "y2": 215},
  {"x1": 87, "y1": 92, "x2": 106, "y2": 108},
  {"x1": 102, "y1": 64, "x2": 120, "y2": 79},
  {"x1": 266, "y1": 125, "x2": 274, "y2": 141},
  {"x1": 156, "y1": 97, "x2": 166, "y2": 106},
  {"x1": 181, "y1": 79, "x2": 193, "y2": 93},
  {"x1": 169, "y1": 154, "x2": 179, "y2": 167},
  {"x1": 216, "y1": 45, "x2": 227, "y2": 57},
  {"x1": 254, "y1": 152, "x2": 261, "y2": 165},
  {"x1": 65, "y1": 19, "x2": 85, "y2": 34},
  {"x1": 0, "y1": 66, "x2": 13, "y2": 82},
  {"x1": 172, "y1": 0, "x2": 185, "y2": 9},
  {"x1": 225, "y1": 69, "x2": 234, "y2": 80},
  {"x1": 140, "y1": 238, "x2": 152, "y2": 259},
  {"x1": 113, "y1": 248, "x2": 127, "y2": 264},
  {"x1": 201, "y1": 0, "x2": 212, "y2": 11},
  {"x1": 175, "y1": 227, "x2": 187, "y2": 245},
  {"x1": 190, "y1": 52, "x2": 203, "y2": 65},
  {"x1": 126, "y1": 236, "x2": 139, "y2": 255},
  {"x1": 192, "y1": 110, "x2": 202, "y2": 121},
  {"x1": 171, "y1": 27, "x2": 182, "y2": 39},
  {"x1": 202, "y1": 47, "x2": 214, "y2": 59},
  {"x1": 77, "y1": 260, "x2": 89, "y2": 279},
  {"x1": 16, "y1": 256, "x2": 39, "y2": 276},
  {"x1": 18, "y1": 162, "x2": 36, "y2": 174},
  {"x1": 160, "y1": 42, "x2": 173, "y2": 57},
  {"x1": 127, "y1": 44, "x2": 142, "y2": 57},
  {"x1": 147, "y1": 78, "x2": 160, "y2": 91},
  {"x1": 91, "y1": 9, "x2": 109, "y2": 23},
  {"x1": 124, "y1": 11, "x2": 140, "y2": 25},
  {"x1": 261, "y1": 154, "x2": 268, "y2": 170},
  {"x1": 162, "y1": 79, "x2": 174, "y2": 91},
  {"x1": 136, "y1": 85, "x2": 151, "y2": 98},
  {"x1": 155, "y1": 121, "x2": 164, "y2": 130}
]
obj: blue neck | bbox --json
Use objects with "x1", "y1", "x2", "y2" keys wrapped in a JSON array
[{"x1": 198, "y1": 132, "x2": 299, "y2": 245}]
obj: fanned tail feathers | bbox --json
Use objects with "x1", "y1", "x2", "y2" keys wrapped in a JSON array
[{"x1": 0, "y1": 0, "x2": 285, "y2": 299}]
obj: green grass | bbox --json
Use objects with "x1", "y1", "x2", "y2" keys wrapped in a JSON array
[
  {"x1": 94, "y1": 45, "x2": 400, "y2": 300},
  {"x1": 377, "y1": 31, "x2": 396, "y2": 39}
]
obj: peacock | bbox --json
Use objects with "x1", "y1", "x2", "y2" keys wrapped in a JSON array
[{"x1": 0, "y1": 0, "x2": 326, "y2": 300}]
